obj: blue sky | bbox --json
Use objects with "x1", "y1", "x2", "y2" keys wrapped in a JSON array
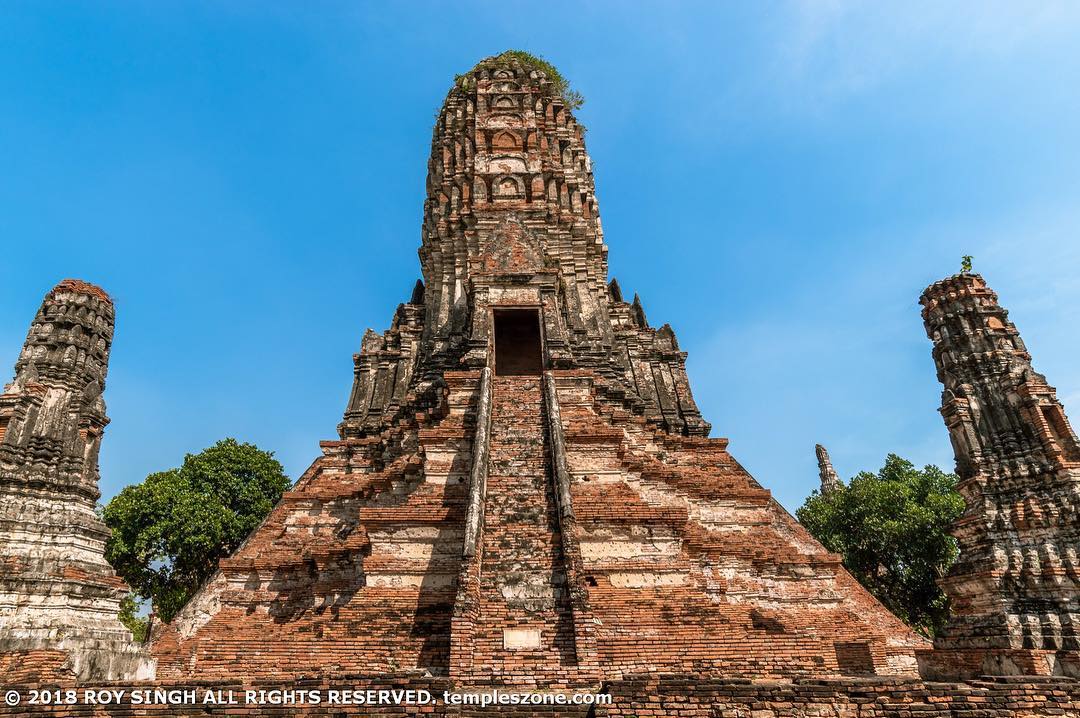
[{"x1": 2, "y1": 2, "x2": 1079, "y2": 512}]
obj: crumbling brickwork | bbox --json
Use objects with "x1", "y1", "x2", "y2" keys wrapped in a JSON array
[
  {"x1": 151, "y1": 54, "x2": 925, "y2": 685},
  {"x1": 919, "y1": 272, "x2": 1080, "y2": 679},
  {"x1": 0, "y1": 280, "x2": 152, "y2": 681}
]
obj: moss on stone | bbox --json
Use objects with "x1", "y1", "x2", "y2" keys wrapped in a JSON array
[{"x1": 459, "y1": 50, "x2": 584, "y2": 110}]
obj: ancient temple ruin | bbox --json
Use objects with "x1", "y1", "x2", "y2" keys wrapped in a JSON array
[
  {"x1": 815, "y1": 443, "x2": 843, "y2": 494},
  {"x1": 919, "y1": 272, "x2": 1080, "y2": 679},
  {"x1": 0, "y1": 52, "x2": 1077, "y2": 717},
  {"x1": 0, "y1": 280, "x2": 152, "y2": 682},
  {"x1": 152, "y1": 52, "x2": 925, "y2": 683}
]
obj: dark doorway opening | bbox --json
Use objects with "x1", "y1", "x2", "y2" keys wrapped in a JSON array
[{"x1": 493, "y1": 309, "x2": 543, "y2": 376}]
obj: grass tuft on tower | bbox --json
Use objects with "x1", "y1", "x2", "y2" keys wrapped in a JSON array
[{"x1": 458, "y1": 50, "x2": 584, "y2": 110}]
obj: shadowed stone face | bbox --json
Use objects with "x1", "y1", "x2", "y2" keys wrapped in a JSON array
[{"x1": 0, "y1": 280, "x2": 153, "y2": 681}]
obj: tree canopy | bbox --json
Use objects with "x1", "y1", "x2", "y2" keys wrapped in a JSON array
[
  {"x1": 796, "y1": 453, "x2": 965, "y2": 637},
  {"x1": 102, "y1": 438, "x2": 291, "y2": 623}
]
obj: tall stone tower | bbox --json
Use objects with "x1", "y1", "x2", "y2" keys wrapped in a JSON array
[
  {"x1": 153, "y1": 53, "x2": 924, "y2": 685},
  {"x1": 919, "y1": 272, "x2": 1080, "y2": 679},
  {"x1": 339, "y1": 53, "x2": 708, "y2": 438},
  {"x1": 0, "y1": 280, "x2": 151, "y2": 681},
  {"x1": 815, "y1": 444, "x2": 843, "y2": 494}
]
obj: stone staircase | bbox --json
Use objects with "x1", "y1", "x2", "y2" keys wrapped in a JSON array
[{"x1": 468, "y1": 375, "x2": 577, "y2": 687}]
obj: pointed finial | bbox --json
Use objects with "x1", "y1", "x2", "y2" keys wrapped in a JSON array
[
  {"x1": 815, "y1": 444, "x2": 843, "y2": 494},
  {"x1": 631, "y1": 293, "x2": 649, "y2": 329},
  {"x1": 608, "y1": 278, "x2": 623, "y2": 303}
]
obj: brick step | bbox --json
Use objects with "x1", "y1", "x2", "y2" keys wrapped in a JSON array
[
  {"x1": 490, "y1": 429, "x2": 545, "y2": 438},
  {"x1": 481, "y1": 550, "x2": 562, "y2": 565},
  {"x1": 489, "y1": 464, "x2": 545, "y2": 474},
  {"x1": 489, "y1": 445, "x2": 543, "y2": 453},
  {"x1": 490, "y1": 445, "x2": 546, "y2": 456},
  {"x1": 485, "y1": 473, "x2": 545, "y2": 481}
]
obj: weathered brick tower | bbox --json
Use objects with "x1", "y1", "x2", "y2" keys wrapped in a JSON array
[
  {"x1": 816, "y1": 443, "x2": 843, "y2": 494},
  {"x1": 152, "y1": 53, "x2": 924, "y2": 684},
  {"x1": 0, "y1": 280, "x2": 152, "y2": 681},
  {"x1": 919, "y1": 272, "x2": 1080, "y2": 679}
]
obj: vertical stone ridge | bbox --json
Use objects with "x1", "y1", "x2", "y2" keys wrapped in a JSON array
[
  {"x1": 543, "y1": 371, "x2": 598, "y2": 677},
  {"x1": 449, "y1": 366, "x2": 491, "y2": 677},
  {"x1": 0, "y1": 280, "x2": 153, "y2": 681},
  {"x1": 917, "y1": 271, "x2": 1080, "y2": 679},
  {"x1": 815, "y1": 444, "x2": 842, "y2": 494}
]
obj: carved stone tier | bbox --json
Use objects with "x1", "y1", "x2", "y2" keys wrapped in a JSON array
[
  {"x1": 0, "y1": 280, "x2": 153, "y2": 681},
  {"x1": 918, "y1": 272, "x2": 1080, "y2": 679}
]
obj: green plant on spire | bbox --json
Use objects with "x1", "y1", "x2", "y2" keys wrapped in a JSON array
[
  {"x1": 961, "y1": 255, "x2": 973, "y2": 274},
  {"x1": 460, "y1": 50, "x2": 584, "y2": 111}
]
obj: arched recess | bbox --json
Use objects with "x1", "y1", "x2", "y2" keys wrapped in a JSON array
[
  {"x1": 492, "y1": 130, "x2": 521, "y2": 152},
  {"x1": 493, "y1": 175, "x2": 525, "y2": 200}
]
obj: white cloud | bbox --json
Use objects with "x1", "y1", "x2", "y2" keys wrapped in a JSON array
[{"x1": 774, "y1": 1, "x2": 1080, "y2": 101}]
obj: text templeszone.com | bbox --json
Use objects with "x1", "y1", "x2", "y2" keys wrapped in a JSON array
[{"x1": 12, "y1": 688, "x2": 613, "y2": 708}]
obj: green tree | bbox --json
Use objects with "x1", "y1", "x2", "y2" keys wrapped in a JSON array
[
  {"x1": 118, "y1": 594, "x2": 148, "y2": 642},
  {"x1": 102, "y1": 438, "x2": 291, "y2": 622},
  {"x1": 796, "y1": 454, "x2": 964, "y2": 637}
]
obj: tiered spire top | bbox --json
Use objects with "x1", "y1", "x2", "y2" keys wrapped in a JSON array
[{"x1": 815, "y1": 444, "x2": 842, "y2": 494}]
